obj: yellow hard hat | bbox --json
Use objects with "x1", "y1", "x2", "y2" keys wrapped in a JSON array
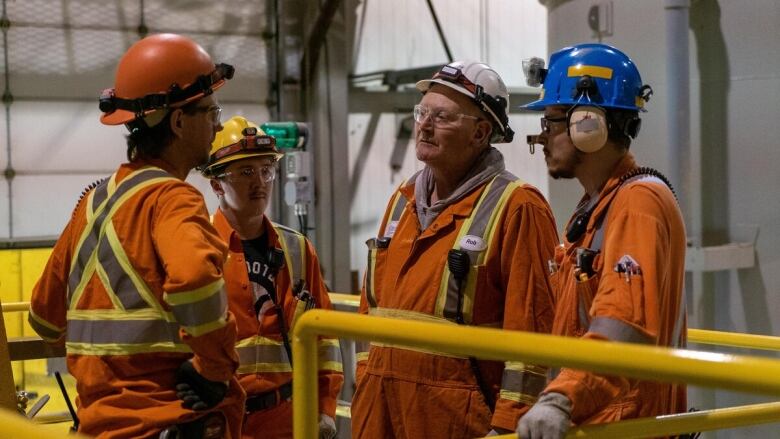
[{"x1": 202, "y1": 115, "x2": 283, "y2": 177}]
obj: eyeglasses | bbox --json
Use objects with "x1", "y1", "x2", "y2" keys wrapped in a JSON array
[
  {"x1": 540, "y1": 116, "x2": 568, "y2": 134},
  {"x1": 413, "y1": 104, "x2": 480, "y2": 128},
  {"x1": 190, "y1": 105, "x2": 222, "y2": 125},
  {"x1": 217, "y1": 165, "x2": 276, "y2": 184}
]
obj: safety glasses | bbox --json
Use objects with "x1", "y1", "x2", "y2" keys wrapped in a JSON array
[
  {"x1": 413, "y1": 104, "x2": 480, "y2": 128},
  {"x1": 190, "y1": 105, "x2": 222, "y2": 125},
  {"x1": 217, "y1": 165, "x2": 276, "y2": 184}
]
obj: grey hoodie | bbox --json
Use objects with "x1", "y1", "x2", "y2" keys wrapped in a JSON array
[{"x1": 414, "y1": 147, "x2": 506, "y2": 231}]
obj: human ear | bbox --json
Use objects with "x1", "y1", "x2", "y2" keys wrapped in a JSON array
[{"x1": 209, "y1": 178, "x2": 224, "y2": 197}]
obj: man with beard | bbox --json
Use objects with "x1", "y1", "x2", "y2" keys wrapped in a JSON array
[
  {"x1": 351, "y1": 61, "x2": 559, "y2": 437},
  {"x1": 201, "y1": 116, "x2": 343, "y2": 439},
  {"x1": 517, "y1": 43, "x2": 687, "y2": 439},
  {"x1": 28, "y1": 34, "x2": 246, "y2": 438}
]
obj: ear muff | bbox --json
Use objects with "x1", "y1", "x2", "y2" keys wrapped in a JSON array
[{"x1": 568, "y1": 106, "x2": 608, "y2": 153}]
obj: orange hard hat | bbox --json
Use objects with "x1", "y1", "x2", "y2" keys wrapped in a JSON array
[
  {"x1": 99, "y1": 33, "x2": 234, "y2": 126},
  {"x1": 201, "y1": 116, "x2": 284, "y2": 178}
]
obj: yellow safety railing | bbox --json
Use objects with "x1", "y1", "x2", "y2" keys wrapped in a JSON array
[
  {"x1": 7, "y1": 297, "x2": 780, "y2": 353},
  {"x1": 0, "y1": 408, "x2": 88, "y2": 439},
  {"x1": 292, "y1": 310, "x2": 780, "y2": 439},
  {"x1": 1, "y1": 301, "x2": 30, "y2": 313},
  {"x1": 688, "y1": 328, "x2": 780, "y2": 352}
]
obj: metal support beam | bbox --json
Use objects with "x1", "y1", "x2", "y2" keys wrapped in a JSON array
[{"x1": 304, "y1": 2, "x2": 352, "y2": 294}]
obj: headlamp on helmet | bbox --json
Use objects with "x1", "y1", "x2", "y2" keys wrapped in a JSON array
[
  {"x1": 522, "y1": 57, "x2": 547, "y2": 88},
  {"x1": 99, "y1": 63, "x2": 234, "y2": 118}
]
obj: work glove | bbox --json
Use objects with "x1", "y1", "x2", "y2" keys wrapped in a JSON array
[
  {"x1": 516, "y1": 392, "x2": 572, "y2": 439},
  {"x1": 319, "y1": 414, "x2": 337, "y2": 439},
  {"x1": 175, "y1": 360, "x2": 228, "y2": 411}
]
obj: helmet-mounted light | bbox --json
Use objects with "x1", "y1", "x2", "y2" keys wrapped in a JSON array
[
  {"x1": 211, "y1": 127, "x2": 277, "y2": 163},
  {"x1": 522, "y1": 57, "x2": 547, "y2": 87}
]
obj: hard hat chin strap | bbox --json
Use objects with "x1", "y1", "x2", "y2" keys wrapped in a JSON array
[{"x1": 472, "y1": 85, "x2": 514, "y2": 143}]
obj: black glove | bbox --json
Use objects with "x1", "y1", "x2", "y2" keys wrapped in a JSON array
[{"x1": 175, "y1": 360, "x2": 228, "y2": 411}]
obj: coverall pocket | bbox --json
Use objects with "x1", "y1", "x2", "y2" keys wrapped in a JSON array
[
  {"x1": 365, "y1": 238, "x2": 389, "y2": 305},
  {"x1": 627, "y1": 273, "x2": 646, "y2": 326},
  {"x1": 573, "y1": 275, "x2": 598, "y2": 336}
]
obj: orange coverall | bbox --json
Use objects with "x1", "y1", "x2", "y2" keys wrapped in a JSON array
[
  {"x1": 213, "y1": 210, "x2": 343, "y2": 438},
  {"x1": 352, "y1": 171, "x2": 559, "y2": 437},
  {"x1": 28, "y1": 160, "x2": 245, "y2": 439},
  {"x1": 544, "y1": 153, "x2": 687, "y2": 424}
]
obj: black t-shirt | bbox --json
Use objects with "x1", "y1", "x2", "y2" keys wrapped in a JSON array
[{"x1": 241, "y1": 233, "x2": 278, "y2": 323}]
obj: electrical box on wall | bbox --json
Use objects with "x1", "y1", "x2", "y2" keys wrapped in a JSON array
[{"x1": 588, "y1": 1, "x2": 614, "y2": 39}]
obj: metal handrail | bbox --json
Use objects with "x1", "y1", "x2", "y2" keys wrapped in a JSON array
[
  {"x1": 292, "y1": 310, "x2": 780, "y2": 438},
  {"x1": 6, "y1": 297, "x2": 780, "y2": 352}
]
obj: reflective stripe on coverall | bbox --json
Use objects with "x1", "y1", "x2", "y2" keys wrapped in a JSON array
[
  {"x1": 29, "y1": 162, "x2": 245, "y2": 439},
  {"x1": 543, "y1": 153, "x2": 687, "y2": 425},
  {"x1": 213, "y1": 210, "x2": 343, "y2": 439},
  {"x1": 353, "y1": 169, "x2": 558, "y2": 437}
]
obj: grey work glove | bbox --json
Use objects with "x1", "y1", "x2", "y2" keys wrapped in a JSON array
[
  {"x1": 319, "y1": 413, "x2": 337, "y2": 439},
  {"x1": 175, "y1": 360, "x2": 228, "y2": 411},
  {"x1": 516, "y1": 392, "x2": 572, "y2": 439}
]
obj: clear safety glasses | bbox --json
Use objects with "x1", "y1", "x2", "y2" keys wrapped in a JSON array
[
  {"x1": 413, "y1": 104, "x2": 480, "y2": 128},
  {"x1": 191, "y1": 105, "x2": 222, "y2": 125},
  {"x1": 217, "y1": 165, "x2": 276, "y2": 184}
]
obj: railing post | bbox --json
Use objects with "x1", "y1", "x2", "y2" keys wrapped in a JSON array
[{"x1": 293, "y1": 312, "x2": 320, "y2": 439}]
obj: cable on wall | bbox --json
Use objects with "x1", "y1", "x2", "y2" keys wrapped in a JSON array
[{"x1": 1, "y1": 0, "x2": 14, "y2": 238}]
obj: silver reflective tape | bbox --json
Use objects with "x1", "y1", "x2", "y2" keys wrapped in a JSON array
[
  {"x1": 236, "y1": 342, "x2": 289, "y2": 366},
  {"x1": 318, "y1": 342, "x2": 342, "y2": 364},
  {"x1": 66, "y1": 318, "x2": 181, "y2": 344},
  {"x1": 97, "y1": 237, "x2": 146, "y2": 309},
  {"x1": 28, "y1": 314, "x2": 62, "y2": 341},
  {"x1": 443, "y1": 172, "x2": 514, "y2": 321},
  {"x1": 588, "y1": 316, "x2": 654, "y2": 344},
  {"x1": 67, "y1": 169, "x2": 171, "y2": 304},
  {"x1": 501, "y1": 367, "x2": 547, "y2": 397},
  {"x1": 170, "y1": 288, "x2": 227, "y2": 328}
]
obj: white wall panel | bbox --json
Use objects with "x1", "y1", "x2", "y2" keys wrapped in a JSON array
[
  {"x1": 354, "y1": 0, "x2": 546, "y2": 87},
  {"x1": 10, "y1": 102, "x2": 125, "y2": 173},
  {"x1": 11, "y1": 174, "x2": 105, "y2": 238},
  {"x1": 3, "y1": 101, "x2": 269, "y2": 238}
]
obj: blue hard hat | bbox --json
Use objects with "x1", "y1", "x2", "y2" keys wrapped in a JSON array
[{"x1": 522, "y1": 43, "x2": 650, "y2": 112}]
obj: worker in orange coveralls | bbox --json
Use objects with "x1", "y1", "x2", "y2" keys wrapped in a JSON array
[
  {"x1": 28, "y1": 33, "x2": 246, "y2": 439},
  {"x1": 351, "y1": 60, "x2": 559, "y2": 438},
  {"x1": 517, "y1": 43, "x2": 687, "y2": 439},
  {"x1": 201, "y1": 115, "x2": 343, "y2": 439}
]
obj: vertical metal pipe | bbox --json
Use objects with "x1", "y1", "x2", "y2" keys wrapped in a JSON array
[
  {"x1": 665, "y1": 0, "x2": 691, "y2": 221},
  {"x1": 1, "y1": 0, "x2": 13, "y2": 238}
]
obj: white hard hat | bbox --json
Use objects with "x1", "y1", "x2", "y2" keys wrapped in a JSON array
[{"x1": 416, "y1": 60, "x2": 514, "y2": 143}]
